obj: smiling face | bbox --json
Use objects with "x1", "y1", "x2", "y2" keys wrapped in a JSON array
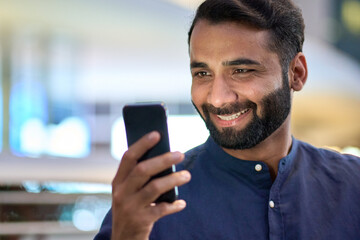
[{"x1": 190, "y1": 20, "x2": 292, "y2": 150}]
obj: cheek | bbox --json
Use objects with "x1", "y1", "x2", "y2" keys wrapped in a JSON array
[
  {"x1": 252, "y1": 86, "x2": 282, "y2": 118},
  {"x1": 191, "y1": 84, "x2": 209, "y2": 119},
  {"x1": 191, "y1": 84, "x2": 206, "y2": 106},
  {"x1": 241, "y1": 86, "x2": 266, "y2": 117},
  {"x1": 255, "y1": 94, "x2": 269, "y2": 117}
]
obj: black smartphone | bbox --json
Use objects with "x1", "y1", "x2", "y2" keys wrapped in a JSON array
[{"x1": 122, "y1": 102, "x2": 178, "y2": 203}]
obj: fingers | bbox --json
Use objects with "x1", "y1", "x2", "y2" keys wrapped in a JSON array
[
  {"x1": 133, "y1": 170, "x2": 191, "y2": 205},
  {"x1": 111, "y1": 199, "x2": 187, "y2": 239},
  {"x1": 147, "y1": 200, "x2": 187, "y2": 221},
  {"x1": 110, "y1": 130, "x2": 191, "y2": 240},
  {"x1": 113, "y1": 131, "x2": 160, "y2": 185},
  {"x1": 124, "y1": 151, "x2": 185, "y2": 193}
]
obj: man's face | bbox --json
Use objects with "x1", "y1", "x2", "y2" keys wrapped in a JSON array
[{"x1": 189, "y1": 20, "x2": 292, "y2": 149}]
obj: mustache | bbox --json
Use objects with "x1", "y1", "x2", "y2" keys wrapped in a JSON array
[{"x1": 202, "y1": 101, "x2": 256, "y2": 115}]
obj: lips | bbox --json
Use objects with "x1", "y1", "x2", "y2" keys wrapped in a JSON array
[{"x1": 217, "y1": 108, "x2": 250, "y2": 121}]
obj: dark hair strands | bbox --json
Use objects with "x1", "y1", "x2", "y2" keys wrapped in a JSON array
[{"x1": 188, "y1": 0, "x2": 305, "y2": 72}]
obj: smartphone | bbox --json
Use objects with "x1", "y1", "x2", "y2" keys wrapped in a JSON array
[{"x1": 122, "y1": 102, "x2": 178, "y2": 203}]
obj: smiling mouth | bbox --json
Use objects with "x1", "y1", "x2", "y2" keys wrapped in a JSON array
[{"x1": 217, "y1": 108, "x2": 250, "y2": 121}]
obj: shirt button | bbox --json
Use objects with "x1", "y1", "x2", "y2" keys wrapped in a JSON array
[
  {"x1": 255, "y1": 164, "x2": 262, "y2": 172},
  {"x1": 269, "y1": 200, "x2": 275, "y2": 208}
]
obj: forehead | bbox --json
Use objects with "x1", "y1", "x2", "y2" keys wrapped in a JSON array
[{"x1": 189, "y1": 20, "x2": 275, "y2": 63}]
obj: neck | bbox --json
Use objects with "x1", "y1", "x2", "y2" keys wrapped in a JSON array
[{"x1": 222, "y1": 116, "x2": 293, "y2": 181}]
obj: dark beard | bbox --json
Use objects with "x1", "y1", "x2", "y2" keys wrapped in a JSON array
[{"x1": 193, "y1": 71, "x2": 291, "y2": 150}]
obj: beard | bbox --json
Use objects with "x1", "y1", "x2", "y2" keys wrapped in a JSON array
[{"x1": 193, "y1": 71, "x2": 291, "y2": 150}]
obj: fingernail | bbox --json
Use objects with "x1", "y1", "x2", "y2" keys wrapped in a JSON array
[
  {"x1": 172, "y1": 152, "x2": 183, "y2": 160},
  {"x1": 148, "y1": 131, "x2": 159, "y2": 140},
  {"x1": 175, "y1": 200, "x2": 186, "y2": 208},
  {"x1": 180, "y1": 171, "x2": 191, "y2": 180}
]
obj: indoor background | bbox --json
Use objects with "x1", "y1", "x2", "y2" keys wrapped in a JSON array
[{"x1": 0, "y1": 0, "x2": 359, "y2": 239}]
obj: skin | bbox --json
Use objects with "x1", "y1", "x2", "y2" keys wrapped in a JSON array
[
  {"x1": 111, "y1": 131, "x2": 191, "y2": 240},
  {"x1": 111, "y1": 19, "x2": 307, "y2": 239},
  {"x1": 190, "y1": 20, "x2": 308, "y2": 179}
]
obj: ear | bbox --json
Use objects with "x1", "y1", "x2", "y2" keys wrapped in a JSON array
[{"x1": 289, "y1": 52, "x2": 308, "y2": 91}]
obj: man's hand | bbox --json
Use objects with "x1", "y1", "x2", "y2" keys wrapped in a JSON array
[{"x1": 111, "y1": 131, "x2": 191, "y2": 240}]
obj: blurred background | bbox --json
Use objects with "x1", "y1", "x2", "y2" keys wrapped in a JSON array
[{"x1": 0, "y1": 0, "x2": 359, "y2": 239}]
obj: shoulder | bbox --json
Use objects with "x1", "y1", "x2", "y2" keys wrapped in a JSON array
[
  {"x1": 297, "y1": 139, "x2": 359, "y2": 162},
  {"x1": 295, "y1": 139, "x2": 360, "y2": 177}
]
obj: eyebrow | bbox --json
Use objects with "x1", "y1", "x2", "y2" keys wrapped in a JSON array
[
  {"x1": 190, "y1": 58, "x2": 261, "y2": 69},
  {"x1": 223, "y1": 58, "x2": 261, "y2": 66},
  {"x1": 190, "y1": 61, "x2": 208, "y2": 69}
]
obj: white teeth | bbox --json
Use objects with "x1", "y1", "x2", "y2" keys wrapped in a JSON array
[
  {"x1": 217, "y1": 112, "x2": 241, "y2": 121},
  {"x1": 240, "y1": 109, "x2": 248, "y2": 114},
  {"x1": 217, "y1": 108, "x2": 249, "y2": 121}
]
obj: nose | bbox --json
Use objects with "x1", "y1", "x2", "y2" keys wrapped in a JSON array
[{"x1": 207, "y1": 74, "x2": 238, "y2": 108}]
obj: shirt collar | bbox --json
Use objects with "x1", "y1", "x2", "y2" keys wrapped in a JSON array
[
  {"x1": 277, "y1": 136, "x2": 298, "y2": 174},
  {"x1": 202, "y1": 136, "x2": 299, "y2": 188}
]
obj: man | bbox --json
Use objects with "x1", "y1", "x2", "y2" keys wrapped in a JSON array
[{"x1": 95, "y1": 0, "x2": 360, "y2": 239}]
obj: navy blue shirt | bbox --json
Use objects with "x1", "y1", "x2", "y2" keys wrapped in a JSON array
[{"x1": 95, "y1": 137, "x2": 360, "y2": 240}]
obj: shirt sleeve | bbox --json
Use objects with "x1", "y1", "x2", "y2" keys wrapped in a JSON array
[{"x1": 94, "y1": 209, "x2": 112, "y2": 240}]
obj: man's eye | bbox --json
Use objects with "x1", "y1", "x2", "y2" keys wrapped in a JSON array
[
  {"x1": 234, "y1": 69, "x2": 251, "y2": 74},
  {"x1": 195, "y1": 71, "x2": 209, "y2": 77}
]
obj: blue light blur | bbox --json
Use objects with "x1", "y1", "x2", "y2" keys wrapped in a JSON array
[{"x1": 9, "y1": 80, "x2": 48, "y2": 156}]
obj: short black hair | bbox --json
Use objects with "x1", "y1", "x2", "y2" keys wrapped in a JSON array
[{"x1": 188, "y1": 0, "x2": 305, "y2": 70}]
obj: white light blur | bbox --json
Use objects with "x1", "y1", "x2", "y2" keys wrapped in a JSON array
[
  {"x1": 111, "y1": 117, "x2": 128, "y2": 161},
  {"x1": 72, "y1": 196, "x2": 111, "y2": 232},
  {"x1": 20, "y1": 118, "x2": 48, "y2": 156},
  {"x1": 46, "y1": 117, "x2": 90, "y2": 157},
  {"x1": 72, "y1": 209, "x2": 98, "y2": 231},
  {"x1": 167, "y1": 115, "x2": 209, "y2": 152},
  {"x1": 111, "y1": 115, "x2": 209, "y2": 161},
  {"x1": 342, "y1": 146, "x2": 360, "y2": 157},
  {"x1": 43, "y1": 182, "x2": 111, "y2": 194},
  {"x1": 19, "y1": 116, "x2": 90, "y2": 158}
]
